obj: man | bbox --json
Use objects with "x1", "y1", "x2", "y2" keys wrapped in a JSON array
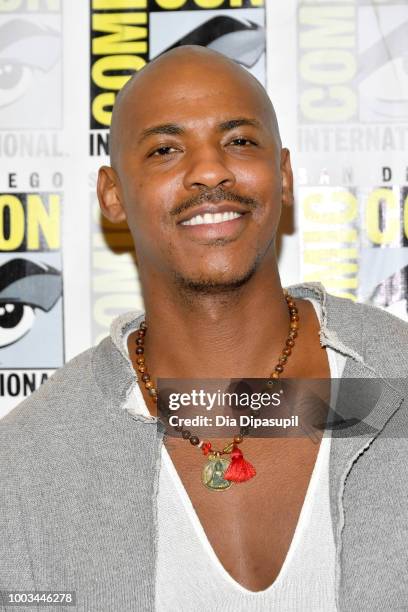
[{"x1": 1, "y1": 46, "x2": 407, "y2": 612}]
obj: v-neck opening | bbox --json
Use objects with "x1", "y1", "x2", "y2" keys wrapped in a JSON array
[
  {"x1": 161, "y1": 436, "x2": 331, "y2": 596},
  {"x1": 129, "y1": 368, "x2": 332, "y2": 595}
]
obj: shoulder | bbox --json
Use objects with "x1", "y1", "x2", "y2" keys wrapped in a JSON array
[
  {"x1": 326, "y1": 292, "x2": 408, "y2": 377},
  {"x1": 337, "y1": 294, "x2": 408, "y2": 335},
  {"x1": 360, "y1": 301, "x2": 408, "y2": 377},
  {"x1": 0, "y1": 337, "x2": 117, "y2": 436},
  {"x1": 290, "y1": 281, "x2": 408, "y2": 334},
  {"x1": 0, "y1": 336, "x2": 130, "y2": 486},
  {"x1": 329, "y1": 293, "x2": 408, "y2": 344},
  {"x1": 289, "y1": 283, "x2": 408, "y2": 376}
]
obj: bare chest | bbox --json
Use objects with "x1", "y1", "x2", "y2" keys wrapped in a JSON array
[{"x1": 165, "y1": 437, "x2": 321, "y2": 592}]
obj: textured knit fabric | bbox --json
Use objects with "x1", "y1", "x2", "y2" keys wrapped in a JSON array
[{"x1": 1, "y1": 283, "x2": 408, "y2": 612}]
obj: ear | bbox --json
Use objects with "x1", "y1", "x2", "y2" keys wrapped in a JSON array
[
  {"x1": 97, "y1": 165, "x2": 127, "y2": 223},
  {"x1": 281, "y1": 148, "x2": 294, "y2": 208}
]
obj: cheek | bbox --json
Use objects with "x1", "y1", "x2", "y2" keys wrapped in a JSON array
[
  {"x1": 239, "y1": 162, "x2": 282, "y2": 232},
  {"x1": 122, "y1": 178, "x2": 177, "y2": 244},
  {"x1": 132, "y1": 169, "x2": 181, "y2": 209},
  {"x1": 237, "y1": 158, "x2": 281, "y2": 196}
]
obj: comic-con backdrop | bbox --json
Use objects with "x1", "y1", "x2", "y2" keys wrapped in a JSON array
[{"x1": 0, "y1": 0, "x2": 406, "y2": 416}]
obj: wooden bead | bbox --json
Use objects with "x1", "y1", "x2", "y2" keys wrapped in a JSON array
[
  {"x1": 136, "y1": 338, "x2": 144, "y2": 345},
  {"x1": 136, "y1": 357, "x2": 145, "y2": 365},
  {"x1": 148, "y1": 388, "x2": 157, "y2": 396},
  {"x1": 290, "y1": 322, "x2": 299, "y2": 330},
  {"x1": 234, "y1": 435, "x2": 243, "y2": 444},
  {"x1": 290, "y1": 314, "x2": 299, "y2": 322},
  {"x1": 286, "y1": 339, "x2": 295, "y2": 347},
  {"x1": 283, "y1": 348, "x2": 291, "y2": 356},
  {"x1": 145, "y1": 381, "x2": 153, "y2": 389},
  {"x1": 190, "y1": 436, "x2": 200, "y2": 446},
  {"x1": 142, "y1": 374, "x2": 150, "y2": 382},
  {"x1": 271, "y1": 372, "x2": 279, "y2": 378},
  {"x1": 138, "y1": 365, "x2": 146, "y2": 373},
  {"x1": 136, "y1": 347, "x2": 144, "y2": 355},
  {"x1": 275, "y1": 365, "x2": 284, "y2": 373},
  {"x1": 279, "y1": 356, "x2": 287, "y2": 363}
]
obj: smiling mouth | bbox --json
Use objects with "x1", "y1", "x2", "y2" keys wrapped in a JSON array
[{"x1": 180, "y1": 211, "x2": 244, "y2": 226}]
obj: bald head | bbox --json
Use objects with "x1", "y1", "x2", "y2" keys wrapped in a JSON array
[{"x1": 110, "y1": 45, "x2": 281, "y2": 168}]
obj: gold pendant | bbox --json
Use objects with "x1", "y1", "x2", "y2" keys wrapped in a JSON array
[{"x1": 202, "y1": 455, "x2": 232, "y2": 491}]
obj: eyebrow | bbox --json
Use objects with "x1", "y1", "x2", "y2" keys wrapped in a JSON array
[
  {"x1": 0, "y1": 258, "x2": 62, "y2": 311},
  {"x1": 218, "y1": 118, "x2": 262, "y2": 132},
  {"x1": 138, "y1": 123, "x2": 184, "y2": 143},
  {"x1": 138, "y1": 117, "x2": 262, "y2": 144},
  {"x1": 0, "y1": 19, "x2": 56, "y2": 53}
]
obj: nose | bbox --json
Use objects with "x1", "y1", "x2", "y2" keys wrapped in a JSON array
[{"x1": 183, "y1": 146, "x2": 236, "y2": 191}]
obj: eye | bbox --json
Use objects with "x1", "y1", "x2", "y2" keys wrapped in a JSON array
[
  {"x1": 0, "y1": 19, "x2": 61, "y2": 110},
  {"x1": 0, "y1": 62, "x2": 37, "y2": 108},
  {"x1": 0, "y1": 257, "x2": 62, "y2": 349},
  {"x1": 0, "y1": 302, "x2": 36, "y2": 348},
  {"x1": 149, "y1": 145, "x2": 178, "y2": 157},
  {"x1": 229, "y1": 138, "x2": 257, "y2": 147}
]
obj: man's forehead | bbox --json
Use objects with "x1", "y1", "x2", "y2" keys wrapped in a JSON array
[
  {"x1": 122, "y1": 81, "x2": 273, "y2": 142},
  {"x1": 130, "y1": 96, "x2": 269, "y2": 137},
  {"x1": 124, "y1": 71, "x2": 265, "y2": 120}
]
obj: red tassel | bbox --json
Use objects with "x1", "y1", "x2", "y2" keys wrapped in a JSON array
[
  {"x1": 223, "y1": 446, "x2": 256, "y2": 483},
  {"x1": 201, "y1": 442, "x2": 212, "y2": 456}
]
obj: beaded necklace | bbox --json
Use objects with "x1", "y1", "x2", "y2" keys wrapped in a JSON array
[{"x1": 134, "y1": 290, "x2": 299, "y2": 491}]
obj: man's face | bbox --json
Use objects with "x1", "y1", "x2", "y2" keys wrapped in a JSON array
[{"x1": 104, "y1": 58, "x2": 291, "y2": 291}]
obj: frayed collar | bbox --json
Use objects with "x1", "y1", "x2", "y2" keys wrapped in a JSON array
[
  {"x1": 108, "y1": 282, "x2": 365, "y2": 369},
  {"x1": 286, "y1": 282, "x2": 365, "y2": 364}
]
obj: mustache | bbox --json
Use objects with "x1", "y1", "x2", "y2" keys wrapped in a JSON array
[{"x1": 170, "y1": 187, "x2": 259, "y2": 217}]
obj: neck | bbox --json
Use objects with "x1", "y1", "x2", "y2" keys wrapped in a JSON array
[{"x1": 135, "y1": 262, "x2": 291, "y2": 379}]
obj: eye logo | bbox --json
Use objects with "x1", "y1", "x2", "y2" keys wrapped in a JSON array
[
  {"x1": 158, "y1": 16, "x2": 265, "y2": 70},
  {"x1": 0, "y1": 302, "x2": 35, "y2": 348},
  {"x1": 0, "y1": 257, "x2": 62, "y2": 349},
  {"x1": 0, "y1": 17, "x2": 61, "y2": 128},
  {"x1": 357, "y1": 19, "x2": 408, "y2": 122}
]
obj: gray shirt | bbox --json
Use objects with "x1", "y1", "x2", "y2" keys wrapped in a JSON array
[{"x1": 1, "y1": 282, "x2": 408, "y2": 612}]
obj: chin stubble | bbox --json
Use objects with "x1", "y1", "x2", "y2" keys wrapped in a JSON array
[{"x1": 172, "y1": 257, "x2": 259, "y2": 297}]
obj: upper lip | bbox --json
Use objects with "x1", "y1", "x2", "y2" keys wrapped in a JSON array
[{"x1": 178, "y1": 202, "x2": 250, "y2": 224}]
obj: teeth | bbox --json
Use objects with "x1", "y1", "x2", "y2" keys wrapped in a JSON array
[{"x1": 181, "y1": 211, "x2": 242, "y2": 226}]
